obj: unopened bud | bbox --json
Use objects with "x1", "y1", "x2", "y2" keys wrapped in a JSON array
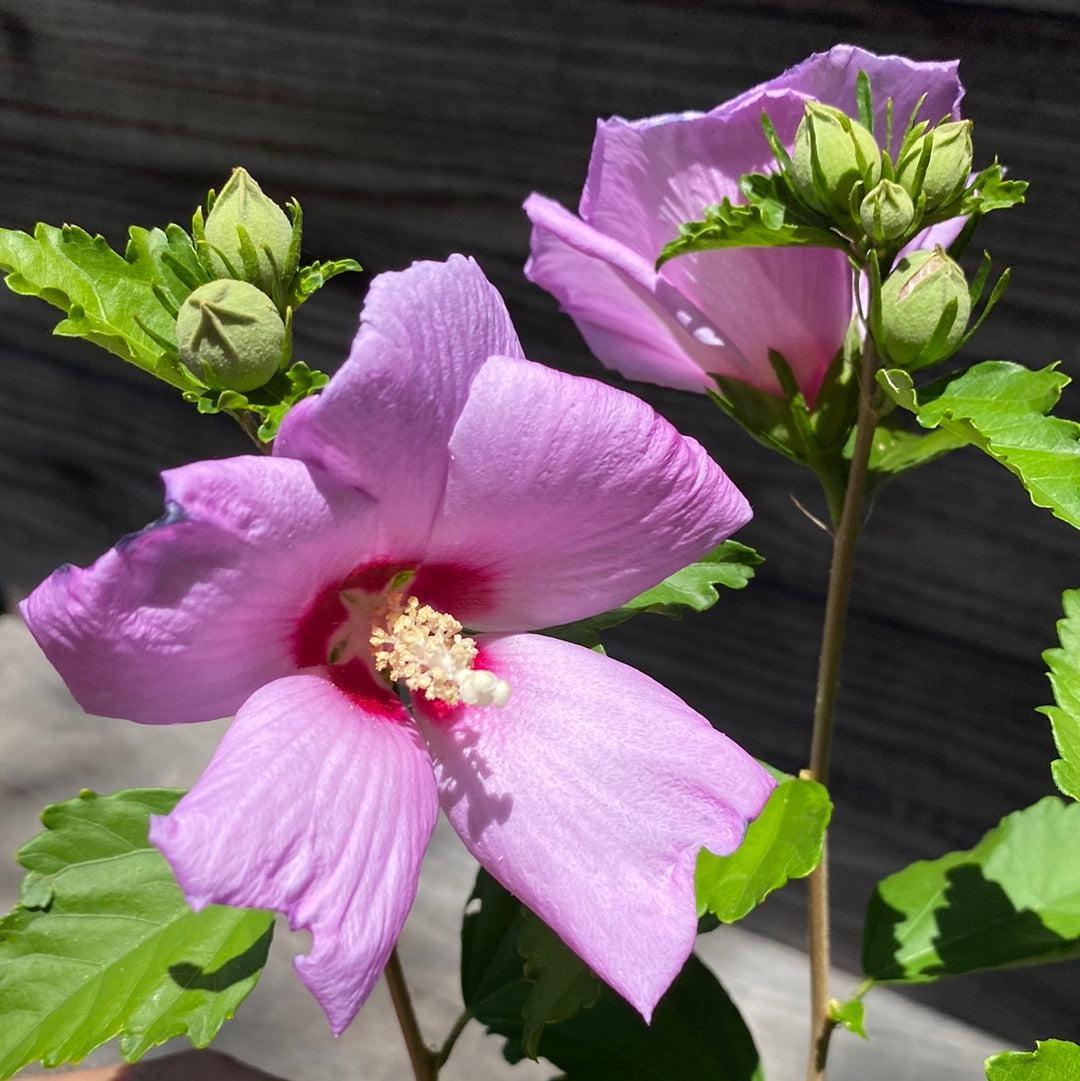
[
  {"x1": 176, "y1": 279, "x2": 286, "y2": 392},
  {"x1": 204, "y1": 167, "x2": 295, "y2": 295},
  {"x1": 859, "y1": 180, "x2": 915, "y2": 244},
  {"x1": 897, "y1": 121, "x2": 973, "y2": 210},
  {"x1": 880, "y1": 247, "x2": 970, "y2": 368},
  {"x1": 791, "y1": 102, "x2": 881, "y2": 217}
]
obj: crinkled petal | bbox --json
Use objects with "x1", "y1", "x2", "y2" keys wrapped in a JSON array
[
  {"x1": 766, "y1": 44, "x2": 963, "y2": 157},
  {"x1": 150, "y1": 674, "x2": 437, "y2": 1035},
  {"x1": 422, "y1": 354, "x2": 750, "y2": 630},
  {"x1": 276, "y1": 255, "x2": 524, "y2": 548},
  {"x1": 418, "y1": 634, "x2": 774, "y2": 1019},
  {"x1": 21, "y1": 457, "x2": 384, "y2": 724}
]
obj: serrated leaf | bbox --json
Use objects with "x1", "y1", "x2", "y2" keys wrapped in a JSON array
[
  {"x1": 291, "y1": 257, "x2": 363, "y2": 305},
  {"x1": 960, "y1": 163, "x2": 1028, "y2": 216},
  {"x1": 0, "y1": 223, "x2": 207, "y2": 391},
  {"x1": 986, "y1": 1040, "x2": 1080, "y2": 1080},
  {"x1": 461, "y1": 870, "x2": 763, "y2": 1081},
  {"x1": 182, "y1": 360, "x2": 329, "y2": 441},
  {"x1": 696, "y1": 775, "x2": 831, "y2": 923},
  {"x1": 862, "y1": 797, "x2": 1080, "y2": 983},
  {"x1": 878, "y1": 361, "x2": 1080, "y2": 530},
  {"x1": 658, "y1": 174, "x2": 846, "y2": 267},
  {"x1": 1041, "y1": 590, "x2": 1080, "y2": 802},
  {"x1": 828, "y1": 997, "x2": 867, "y2": 1039},
  {"x1": 0, "y1": 789, "x2": 273, "y2": 1077},
  {"x1": 541, "y1": 541, "x2": 762, "y2": 648},
  {"x1": 518, "y1": 918, "x2": 600, "y2": 1059},
  {"x1": 864, "y1": 417, "x2": 967, "y2": 482}
]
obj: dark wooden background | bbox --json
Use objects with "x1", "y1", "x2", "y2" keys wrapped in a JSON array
[{"x1": 0, "y1": 0, "x2": 1077, "y2": 1046}]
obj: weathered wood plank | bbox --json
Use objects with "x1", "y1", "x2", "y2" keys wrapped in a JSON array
[{"x1": 0, "y1": 0, "x2": 1078, "y2": 1043}]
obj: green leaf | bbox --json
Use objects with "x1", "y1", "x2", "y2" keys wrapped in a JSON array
[
  {"x1": 1041, "y1": 590, "x2": 1080, "y2": 803},
  {"x1": 986, "y1": 1040, "x2": 1080, "y2": 1080},
  {"x1": 518, "y1": 917, "x2": 601, "y2": 1059},
  {"x1": 0, "y1": 789, "x2": 273, "y2": 1077},
  {"x1": 657, "y1": 174, "x2": 846, "y2": 267},
  {"x1": 696, "y1": 775, "x2": 831, "y2": 923},
  {"x1": 291, "y1": 257, "x2": 363, "y2": 306},
  {"x1": 461, "y1": 871, "x2": 763, "y2": 1081},
  {"x1": 878, "y1": 361, "x2": 1080, "y2": 530},
  {"x1": 183, "y1": 359, "x2": 329, "y2": 442},
  {"x1": 862, "y1": 797, "x2": 1080, "y2": 983},
  {"x1": 959, "y1": 163, "x2": 1028, "y2": 216},
  {"x1": 828, "y1": 997, "x2": 867, "y2": 1039},
  {"x1": 0, "y1": 222, "x2": 208, "y2": 392},
  {"x1": 541, "y1": 541, "x2": 763, "y2": 648},
  {"x1": 864, "y1": 418, "x2": 967, "y2": 481}
]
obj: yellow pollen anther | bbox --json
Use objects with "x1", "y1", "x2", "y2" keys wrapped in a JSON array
[{"x1": 368, "y1": 593, "x2": 510, "y2": 708}]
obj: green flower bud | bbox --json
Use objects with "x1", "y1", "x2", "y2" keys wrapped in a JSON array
[
  {"x1": 859, "y1": 180, "x2": 915, "y2": 244},
  {"x1": 880, "y1": 247, "x2": 970, "y2": 369},
  {"x1": 204, "y1": 167, "x2": 295, "y2": 295},
  {"x1": 791, "y1": 102, "x2": 881, "y2": 217},
  {"x1": 897, "y1": 120, "x2": 973, "y2": 210},
  {"x1": 176, "y1": 279, "x2": 286, "y2": 392}
]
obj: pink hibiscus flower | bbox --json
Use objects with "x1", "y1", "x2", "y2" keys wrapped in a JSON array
[
  {"x1": 524, "y1": 44, "x2": 965, "y2": 403},
  {"x1": 21, "y1": 256, "x2": 773, "y2": 1035}
]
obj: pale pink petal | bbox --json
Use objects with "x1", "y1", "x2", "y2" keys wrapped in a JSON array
[
  {"x1": 20, "y1": 457, "x2": 386, "y2": 725},
  {"x1": 768, "y1": 44, "x2": 963, "y2": 157},
  {"x1": 418, "y1": 634, "x2": 773, "y2": 1019},
  {"x1": 276, "y1": 255, "x2": 524, "y2": 548},
  {"x1": 421, "y1": 354, "x2": 750, "y2": 630},
  {"x1": 150, "y1": 674, "x2": 437, "y2": 1035}
]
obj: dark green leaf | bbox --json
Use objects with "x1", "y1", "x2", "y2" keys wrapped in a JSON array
[
  {"x1": 878, "y1": 362, "x2": 1080, "y2": 530},
  {"x1": 862, "y1": 797, "x2": 1080, "y2": 983},
  {"x1": 542, "y1": 541, "x2": 762, "y2": 648},
  {"x1": 0, "y1": 789, "x2": 273, "y2": 1077},
  {"x1": 461, "y1": 871, "x2": 763, "y2": 1081},
  {"x1": 1041, "y1": 590, "x2": 1080, "y2": 803},
  {"x1": 828, "y1": 997, "x2": 867, "y2": 1039},
  {"x1": 0, "y1": 223, "x2": 208, "y2": 392},
  {"x1": 518, "y1": 918, "x2": 600, "y2": 1059},
  {"x1": 696, "y1": 775, "x2": 831, "y2": 923},
  {"x1": 986, "y1": 1040, "x2": 1080, "y2": 1080}
]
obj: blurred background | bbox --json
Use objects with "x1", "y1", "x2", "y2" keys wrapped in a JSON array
[{"x1": 0, "y1": 0, "x2": 1077, "y2": 1074}]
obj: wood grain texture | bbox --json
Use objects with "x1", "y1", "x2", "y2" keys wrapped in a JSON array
[{"x1": 0, "y1": 0, "x2": 1078, "y2": 1044}]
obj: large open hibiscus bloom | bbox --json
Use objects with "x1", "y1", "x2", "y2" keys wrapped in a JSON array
[
  {"x1": 22, "y1": 256, "x2": 773, "y2": 1034},
  {"x1": 524, "y1": 44, "x2": 964, "y2": 402}
]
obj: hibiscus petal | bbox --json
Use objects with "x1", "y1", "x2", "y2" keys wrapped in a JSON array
[
  {"x1": 423, "y1": 354, "x2": 750, "y2": 630},
  {"x1": 418, "y1": 634, "x2": 774, "y2": 1019},
  {"x1": 524, "y1": 193, "x2": 722, "y2": 393},
  {"x1": 767, "y1": 44, "x2": 963, "y2": 157},
  {"x1": 21, "y1": 457, "x2": 383, "y2": 724},
  {"x1": 276, "y1": 255, "x2": 524, "y2": 548},
  {"x1": 150, "y1": 674, "x2": 437, "y2": 1035}
]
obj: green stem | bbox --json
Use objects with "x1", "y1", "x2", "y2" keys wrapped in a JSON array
[
  {"x1": 435, "y1": 1008, "x2": 473, "y2": 1069},
  {"x1": 805, "y1": 336, "x2": 880, "y2": 1081},
  {"x1": 384, "y1": 947, "x2": 438, "y2": 1081}
]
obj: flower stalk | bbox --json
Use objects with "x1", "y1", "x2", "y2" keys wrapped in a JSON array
[
  {"x1": 384, "y1": 947, "x2": 438, "y2": 1081},
  {"x1": 805, "y1": 332, "x2": 882, "y2": 1080}
]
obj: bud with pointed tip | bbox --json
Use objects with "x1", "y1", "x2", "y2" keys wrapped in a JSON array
[
  {"x1": 791, "y1": 102, "x2": 882, "y2": 218},
  {"x1": 204, "y1": 167, "x2": 296, "y2": 295},
  {"x1": 859, "y1": 179, "x2": 915, "y2": 245},
  {"x1": 897, "y1": 121, "x2": 973, "y2": 210},
  {"x1": 176, "y1": 279, "x2": 287, "y2": 392},
  {"x1": 880, "y1": 247, "x2": 970, "y2": 369}
]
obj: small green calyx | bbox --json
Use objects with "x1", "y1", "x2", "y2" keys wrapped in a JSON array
[
  {"x1": 880, "y1": 247, "x2": 970, "y2": 369},
  {"x1": 859, "y1": 180, "x2": 915, "y2": 245},
  {"x1": 897, "y1": 120, "x2": 973, "y2": 210},
  {"x1": 791, "y1": 102, "x2": 881, "y2": 217},
  {"x1": 176, "y1": 279, "x2": 286, "y2": 392},
  {"x1": 203, "y1": 167, "x2": 296, "y2": 295}
]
